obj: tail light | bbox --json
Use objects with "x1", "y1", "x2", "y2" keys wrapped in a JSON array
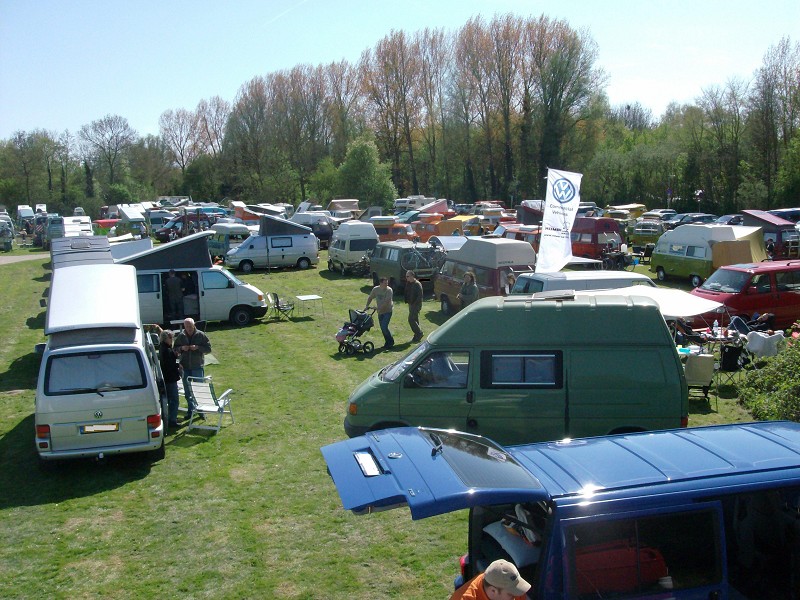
[
  {"x1": 680, "y1": 416, "x2": 689, "y2": 428},
  {"x1": 459, "y1": 553, "x2": 469, "y2": 578},
  {"x1": 147, "y1": 414, "x2": 162, "y2": 438},
  {"x1": 36, "y1": 424, "x2": 51, "y2": 449}
]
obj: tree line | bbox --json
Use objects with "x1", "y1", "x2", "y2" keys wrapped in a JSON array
[{"x1": 1, "y1": 14, "x2": 798, "y2": 219}]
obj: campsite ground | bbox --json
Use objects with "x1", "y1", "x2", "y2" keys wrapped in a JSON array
[{"x1": 0, "y1": 251, "x2": 754, "y2": 599}]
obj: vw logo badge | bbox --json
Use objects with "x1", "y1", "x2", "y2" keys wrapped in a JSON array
[
  {"x1": 552, "y1": 177, "x2": 576, "y2": 204},
  {"x1": 94, "y1": 410, "x2": 103, "y2": 419}
]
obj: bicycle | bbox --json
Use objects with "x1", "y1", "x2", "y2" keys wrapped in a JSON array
[{"x1": 400, "y1": 241, "x2": 446, "y2": 272}]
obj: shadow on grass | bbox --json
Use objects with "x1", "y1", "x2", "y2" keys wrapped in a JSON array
[
  {"x1": 0, "y1": 351, "x2": 40, "y2": 392},
  {"x1": 26, "y1": 310, "x2": 45, "y2": 331},
  {"x1": 0, "y1": 414, "x2": 152, "y2": 510}
]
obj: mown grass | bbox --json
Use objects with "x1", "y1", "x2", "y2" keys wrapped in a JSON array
[{"x1": 0, "y1": 252, "x2": 754, "y2": 599}]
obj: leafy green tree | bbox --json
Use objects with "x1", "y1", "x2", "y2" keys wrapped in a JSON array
[
  {"x1": 105, "y1": 183, "x2": 133, "y2": 205},
  {"x1": 337, "y1": 136, "x2": 397, "y2": 209},
  {"x1": 307, "y1": 157, "x2": 339, "y2": 203}
]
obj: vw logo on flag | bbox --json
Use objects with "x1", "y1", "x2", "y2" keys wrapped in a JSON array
[{"x1": 552, "y1": 178, "x2": 576, "y2": 204}]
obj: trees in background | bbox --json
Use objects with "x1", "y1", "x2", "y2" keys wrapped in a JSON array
[{"x1": 0, "y1": 19, "x2": 797, "y2": 219}]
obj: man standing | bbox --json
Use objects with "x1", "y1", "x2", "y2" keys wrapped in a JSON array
[
  {"x1": 365, "y1": 277, "x2": 394, "y2": 349},
  {"x1": 404, "y1": 270, "x2": 424, "y2": 343},
  {"x1": 165, "y1": 269, "x2": 184, "y2": 320},
  {"x1": 450, "y1": 559, "x2": 531, "y2": 600},
  {"x1": 175, "y1": 318, "x2": 212, "y2": 418}
]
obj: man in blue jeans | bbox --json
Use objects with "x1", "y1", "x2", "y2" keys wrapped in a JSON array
[
  {"x1": 365, "y1": 277, "x2": 394, "y2": 349},
  {"x1": 174, "y1": 317, "x2": 212, "y2": 419}
]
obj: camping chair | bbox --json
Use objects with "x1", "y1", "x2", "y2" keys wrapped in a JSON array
[
  {"x1": 184, "y1": 376, "x2": 234, "y2": 433},
  {"x1": 270, "y1": 292, "x2": 295, "y2": 320},
  {"x1": 640, "y1": 243, "x2": 655, "y2": 265},
  {"x1": 716, "y1": 344, "x2": 746, "y2": 388},
  {"x1": 684, "y1": 353, "x2": 716, "y2": 408},
  {"x1": 746, "y1": 331, "x2": 785, "y2": 359}
]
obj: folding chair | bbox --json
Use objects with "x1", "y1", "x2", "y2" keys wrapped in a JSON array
[
  {"x1": 270, "y1": 292, "x2": 295, "y2": 320},
  {"x1": 684, "y1": 353, "x2": 716, "y2": 408},
  {"x1": 185, "y1": 376, "x2": 234, "y2": 433},
  {"x1": 716, "y1": 344, "x2": 746, "y2": 388}
]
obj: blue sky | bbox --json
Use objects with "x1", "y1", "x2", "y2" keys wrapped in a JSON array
[{"x1": 1, "y1": 0, "x2": 797, "y2": 140}]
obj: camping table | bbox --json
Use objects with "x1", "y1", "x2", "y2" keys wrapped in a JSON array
[{"x1": 296, "y1": 294, "x2": 324, "y2": 317}]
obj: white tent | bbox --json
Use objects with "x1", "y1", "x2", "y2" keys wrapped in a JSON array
[{"x1": 577, "y1": 285, "x2": 722, "y2": 318}]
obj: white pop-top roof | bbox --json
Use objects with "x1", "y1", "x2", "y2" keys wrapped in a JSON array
[
  {"x1": 661, "y1": 224, "x2": 761, "y2": 244},
  {"x1": 45, "y1": 264, "x2": 141, "y2": 335},
  {"x1": 449, "y1": 237, "x2": 536, "y2": 268}
]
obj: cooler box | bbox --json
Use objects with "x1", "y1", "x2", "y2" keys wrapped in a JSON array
[{"x1": 575, "y1": 540, "x2": 668, "y2": 596}]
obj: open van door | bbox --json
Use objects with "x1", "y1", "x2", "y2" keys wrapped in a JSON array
[{"x1": 136, "y1": 273, "x2": 164, "y2": 324}]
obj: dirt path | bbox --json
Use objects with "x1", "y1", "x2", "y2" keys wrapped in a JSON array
[{"x1": 0, "y1": 253, "x2": 47, "y2": 265}]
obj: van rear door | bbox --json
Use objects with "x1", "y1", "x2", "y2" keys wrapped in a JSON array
[{"x1": 321, "y1": 427, "x2": 548, "y2": 519}]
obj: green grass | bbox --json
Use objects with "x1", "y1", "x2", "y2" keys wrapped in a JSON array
[{"x1": 0, "y1": 253, "x2": 754, "y2": 599}]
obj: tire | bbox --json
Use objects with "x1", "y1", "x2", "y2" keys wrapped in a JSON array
[
  {"x1": 690, "y1": 274, "x2": 702, "y2": 288},
  {"x1": 368, "y1": 422, "x2": 407, "y2": 433},
  {"x1": 400, "y1": 252, "x2": 418, "y2": 271},
  {"x1": 151, "y1": 438, "x2": 166, "y2": 461},
  {"x1": 656, "y1": 267, "x2": 666, "y2": 281},
  {"x1": 229, "y1": 306, "x2": 253, "y2": 327},
  {"x1": 240, "y1": 260, "x2": 254, "y2": 274},
  {"x1": 602, "y1": 257, "x2": 614, "y2": 271},
  {"x1": 345, "y1": 344, "x2": 356, "y2": 355},
  {"x1": 338, "y1": 343, "x2": 348, "y2": 354},
  {"x1": 362, "y1": 341, "x2": 375, "y2": 354},
  {"x1": 297, "y1": 257, "x2": 311, "y2": 270},
  {"x1": 440, "y1": 295, "x2": 453, "y2": 316}
]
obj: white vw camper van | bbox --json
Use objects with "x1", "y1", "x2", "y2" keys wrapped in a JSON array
[{"x1": 35, "y1": 264, "x2": 166, "y2": 463}]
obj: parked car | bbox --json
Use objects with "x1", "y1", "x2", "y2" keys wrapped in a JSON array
[
  {"x1": 154, "y1": 213, "x2": 215, "y2": 242},
  {"x1": 690, "y1": 259, "x2": 800, "y2": 329},
  {"x1": 639, "y1": 208, "x2": 676, "y2": 221},
  {"x1": 368, "y1": 240, "x2": 441, "y2": 292},
  {"x1": 628, "y1": 219, "x2": 667, "y2": 250},
  {"x1": 322, "y1": 421, "x2": 800, "y2": 600},
  {"x1": 716, "y1": 214, "x2": 744, "y2": 226},
  {"x1": 663, "y1": 212, "x2": 718, "y2": 230}
]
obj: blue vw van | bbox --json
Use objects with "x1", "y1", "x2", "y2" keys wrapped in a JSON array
[{"x1": 322, "y1": 422, "x2": 800, "y2": 599}]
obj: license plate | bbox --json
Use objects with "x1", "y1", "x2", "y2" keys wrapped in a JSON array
[{"x1": 81, "y1": 423, "x2": 119, "y2": 434}]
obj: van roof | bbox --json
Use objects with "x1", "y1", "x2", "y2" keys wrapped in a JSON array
[
  {"x1": 447, "y1": 237, "x2": 536, "y2": 268},
  {"x1": 715, "y1": 259, "x2": 800, "y2": 273},
  {"x1": 46, "y1": 264, "x2": 140, "y2": 335},
  {"x1": 517, "y1": 270, "x2": 654, "y2": 283},
  {"x1": 428, "y1": 294, "x2": 667, "y2": 346},
  {"x1": 660, "y1": 223, "x2": 762, "y2": 243}
]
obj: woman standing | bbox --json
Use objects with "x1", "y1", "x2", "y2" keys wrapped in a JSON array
[
  {"x1": 158, "y1": 329, "x2": 181, "y2": 429},
  {"x1": 457, "y1": 271, "x2": 479, "y2": 309}
]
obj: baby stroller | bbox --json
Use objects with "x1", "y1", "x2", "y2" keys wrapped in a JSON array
[{"x1": 335, "y1": 308, "x2": 376, "y2": 355}]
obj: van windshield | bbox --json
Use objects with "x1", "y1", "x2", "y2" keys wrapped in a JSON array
[
  {"x1": 382, "y1": 342, "x2": 429, "y2": 381},
  {"x1": 512, "y1": 277, "x2": 543, "y2": 294},
  {"x1": 45, "y1": 350, "x2": 146, "y2": 395},
  {"x1": 699, "y1": 269, "x2": 751, "y2": 293}
]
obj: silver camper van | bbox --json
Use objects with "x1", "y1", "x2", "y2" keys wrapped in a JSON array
[
  {"x1": 511, "y1": 270, "x2": 657, "y2": 294},
  {"x1": 35, "y1": 264, "x2": 166, "y2": 463},
  {"x1": 225, "y1": 214, "x2": 319, "y2": 273}
]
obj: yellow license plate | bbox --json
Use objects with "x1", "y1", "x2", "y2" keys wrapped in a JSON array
[{"x1": 81, "y1": 423, "x2": 119, "y2": 433}]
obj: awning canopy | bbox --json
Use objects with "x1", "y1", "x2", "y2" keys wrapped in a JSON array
[{"x1": 576, "y1": 285, "x2": 723, "y2": 318}]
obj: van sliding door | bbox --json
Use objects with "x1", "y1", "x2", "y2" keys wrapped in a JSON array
[{"x1": 561, "y1": 502, "x2": 727, "y2": 599}]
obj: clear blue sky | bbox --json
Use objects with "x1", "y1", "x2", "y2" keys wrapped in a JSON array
[{"x1": 1, "y1": 0, "x2": 797, "y2": 140}]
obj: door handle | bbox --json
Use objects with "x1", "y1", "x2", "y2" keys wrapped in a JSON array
[
  {"x1": 156, "y1": 293, "x2": 160, "y2": 299},
  {"x1": 466, "y1": 390, "x2": 474, "y2": 404}
]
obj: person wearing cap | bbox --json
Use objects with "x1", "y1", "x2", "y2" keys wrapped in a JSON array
[{"x1": 450, "y1": 558, "x2": 531, "y2": 600}]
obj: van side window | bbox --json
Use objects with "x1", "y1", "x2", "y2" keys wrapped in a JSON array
[
  {"x1": 480, "y1": 351, "x2": 562, "y2": 388},
  {"x1": 668, "y1": 243, "x2": 687, "y2": 256},
  {"x1": 440, "y1": 261, "x2": 454, "y2": 276},
  {"x1": 271, "y1": 236, "x2": 292, "y2": 248},
  {"x1": 137, "y1": 274, "x2": 159, "y2": 293},
  {"x1": 775, "y1": 270, "x2": 800, "y2": 292},
  {"x1": 201, "y1": 271, "x2": 230, "y2": 290},
  {"x1": 686, "y1": 245, "x2": 706, "y2": 258},
  {"x1": 566, "y1": 509, "x2": 721, "y2": 599},
  {"x1": 473, "y1": 268, "x2": 489, "y2": 287},
  {"x1": 351, "y1": 239, "x2": 377, "y2": 252},
  {"x1": 752, "y1": 274, "x2": 772, "y2": 294}
]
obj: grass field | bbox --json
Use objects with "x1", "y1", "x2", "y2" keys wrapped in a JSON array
[{"x1": 0, "y1": 249, "x2": 755, "y2": 599}]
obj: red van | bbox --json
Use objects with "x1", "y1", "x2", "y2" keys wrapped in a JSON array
[
  {"x1": 690, "y1": 260, "x2": 800, "y2": 328},
  {"x1": 571, "y1": 217, "x2": 623, "y2": 260}
]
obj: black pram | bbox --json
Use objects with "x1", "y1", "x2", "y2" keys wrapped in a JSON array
[{"x1": 335, "y1": 308, "x2": 376, "y2": 355}]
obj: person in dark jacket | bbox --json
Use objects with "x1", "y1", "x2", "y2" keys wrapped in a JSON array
[
  {"x1": 404, "y1": 270, "x2": 424, "y2": 343},
  {"x1": 174, "y1": 318, "x2": 212, "y2": 418},
  {"x1": 158, "y1": 329, "x2": 181, "y2": 429},
  {"x1": 457, "y1": 271, "x2": 479, "y2": 309}
]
